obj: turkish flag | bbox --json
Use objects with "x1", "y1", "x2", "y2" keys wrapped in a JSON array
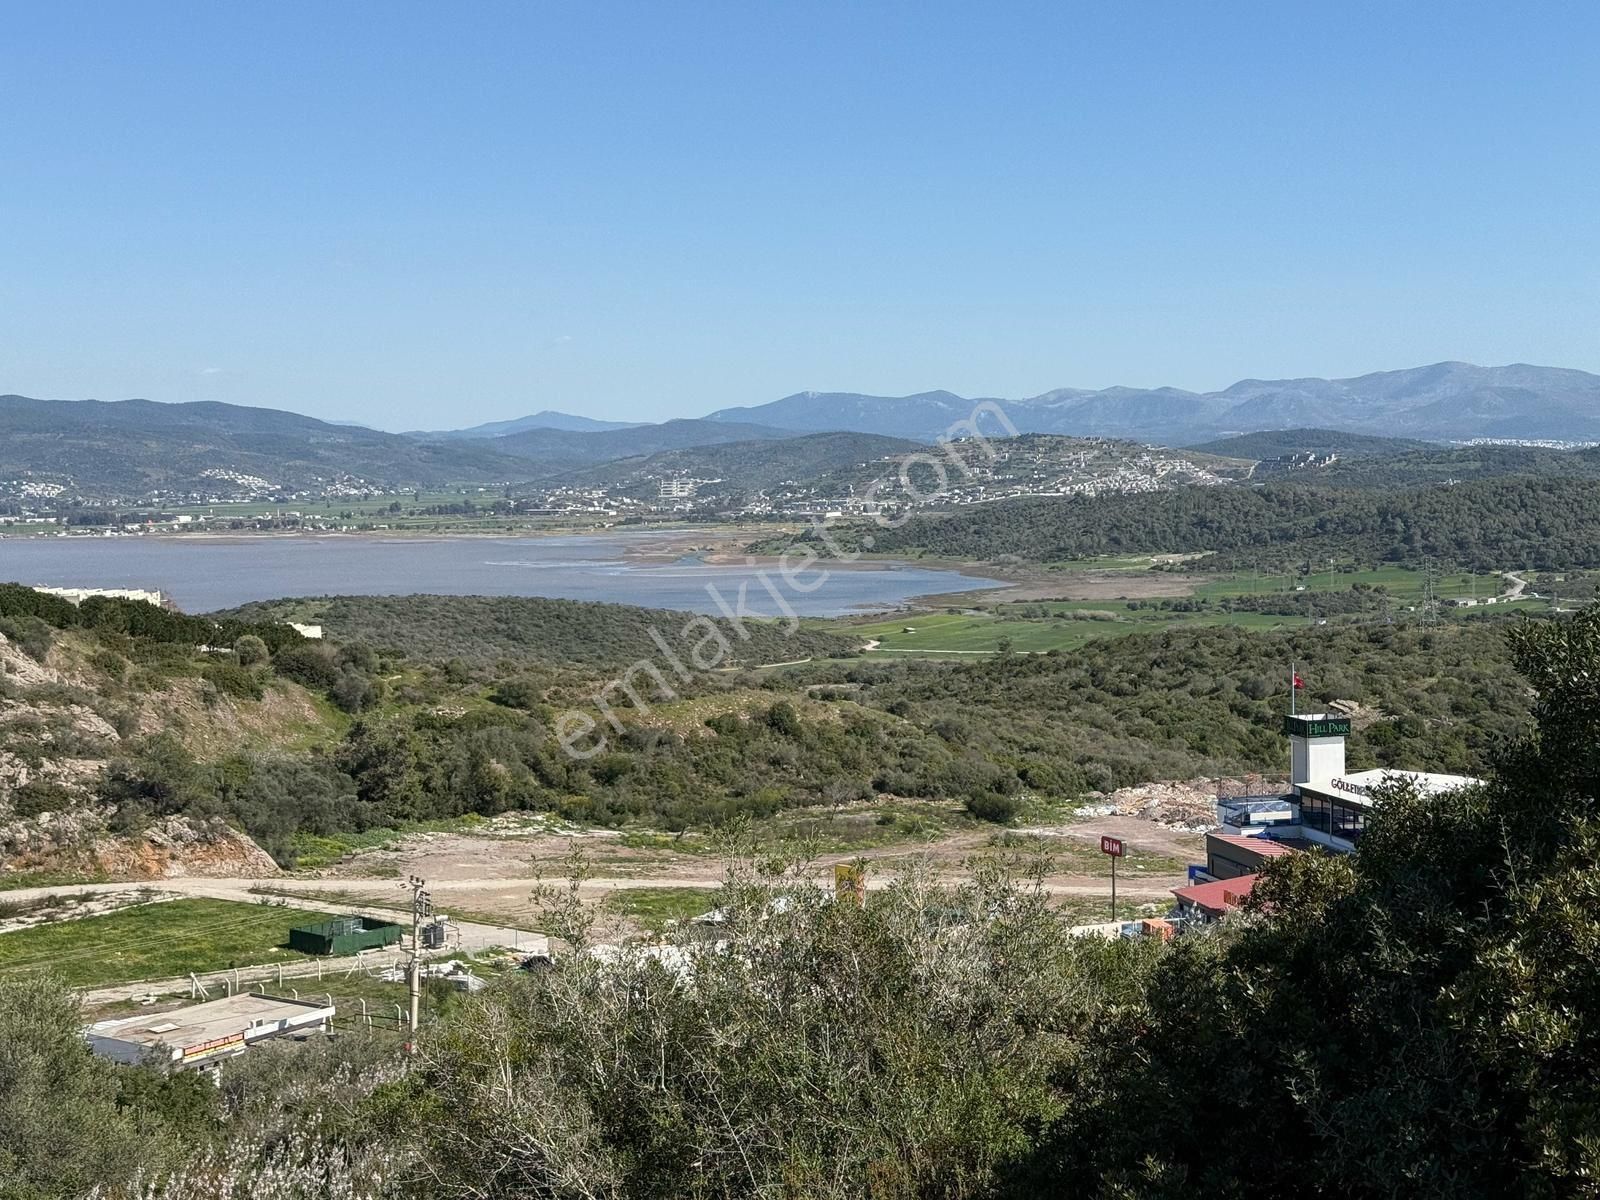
[{"x1": 1293, "y1": 673, "x2": 1306, "y2": 690}]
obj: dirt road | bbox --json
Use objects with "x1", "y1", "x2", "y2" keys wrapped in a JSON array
[
  {"x1": 4, "y1": 808, "x2": 1200, "y2": 1002},
  {"x1": 273, "y1": 809, "x2": 1199, "y2": 925},
  {"x1": 0, "y1": 878, "x2": 547, "y2": 1004}
]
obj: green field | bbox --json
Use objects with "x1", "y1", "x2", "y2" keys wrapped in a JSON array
[
  {"x1": 841, "y1": 564, "x2": 1535, "y2": 656},
  {"x1": 848, "y1": 606, "x2": 1301, "y2": 655},
  {"x1": 1191, "y1": 566, "x2": 1511, "y2": 604},
  {"x1": 0, "y1": 898, "x2": 340, "y2": 988},
  {"x1": 602, "y1": 887, "x2": 717, "y2": 933}
]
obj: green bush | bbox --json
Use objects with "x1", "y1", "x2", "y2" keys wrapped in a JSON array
[
  {"x1": 202, "y1": 661, "x2": 265, "y2": 701},
  {"x1": 330, "y1": 667, "x2": 379, "y2": 713},
  {"x1": 6, "y1": 780, "x2": 77, "y2": 819},
  {"x1": 272, "y1": 643, "x2": 342, "y2": 689},
  {"x1": 0, "y1": 614, "x2": 53, "y2": 662},
  {"x1": 89, "y1": 648, "x2": 127, "y2": 681},
  {"x1": 233, "y1": 634, "x2": 270, "y2": 667},
  {"x1": 965, "y1": 791, "x2": 1020, "y2": 823}
]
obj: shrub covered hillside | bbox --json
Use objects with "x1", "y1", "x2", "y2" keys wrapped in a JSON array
[
  {"x1": 219, "y1": 593, "x2": 858, "y2": 666},
  {"x1": 785, "y1": 475, "x2": 1600, "y2": 571},
  {"x1": 5, "y1": 583, "x2": 1543, "y2": 871},
  {"x1": 5, "y1": 609, "x2": 1600, "y2": 1198}
]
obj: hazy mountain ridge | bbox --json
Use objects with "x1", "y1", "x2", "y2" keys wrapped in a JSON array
[
  {"x1": 0, "y1": 395, "x2": 533, "y2": 497},
  {"x1": 408, "y1": 410, "x2": 643, "y2": 439},
  {"x1": 487, "y1": 418, "x2": 798, "y2": 473},
  {"x1": 707, "y1": 363, "x2": 1600, "y2": 442},
  {"x1": 0, "y1": 399, "x2": 798, "y2": 499},
  {"x1": 7, "y1": 362, "x2": 1600, "y2": 501}
]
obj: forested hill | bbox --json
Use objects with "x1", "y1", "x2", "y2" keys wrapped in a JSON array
[
  {"x1": 7, "y1": 581, "x2": 1531, "y2": 874},
  {"x1": 805, "y1": 476, "x2": 1600, "y2": 570},
  {"x1": 558, "y1": 431, "x2": 925, "y2": 496},
  {"x1": 218, "y1": 594, "x2": 859, "y2": 666},
  {"x1": 0, "y1": 395, "x2": 534, "y2": 496},
  {"x1": 1316, "y1": 444, "x2": 1600, "y2": 487},
  {"x1": 1189, "y1": 429, "x2": 1435, "y2": 458}
]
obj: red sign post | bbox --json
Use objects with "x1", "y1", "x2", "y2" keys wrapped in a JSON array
[{"x1": 1101, "y1": 836, "x2": 1124, "y2": 920}]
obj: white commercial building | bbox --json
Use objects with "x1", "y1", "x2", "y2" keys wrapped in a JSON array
[
  {"x1": 86, "y1": 992, "x2": 334, "y2": 1072},
  {"x1": 1284, "y1": 714, "x2": 1479, "y2": 852}
]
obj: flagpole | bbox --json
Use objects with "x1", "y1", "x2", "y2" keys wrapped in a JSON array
[{"x1": 1290, "y1": 660, "x2": 1296, "y2": 716}]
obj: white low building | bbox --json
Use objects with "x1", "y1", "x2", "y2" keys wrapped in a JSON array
[
  {"x1": 86, "y1": 992, "x2": 334, "y2": 1072},
  {"x1": 34, "y1": 586, "x2": 163, "y2": 607}
]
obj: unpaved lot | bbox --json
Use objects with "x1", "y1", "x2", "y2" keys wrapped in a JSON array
[{"x1": 305, "y1": 808, "x2": 1206, "y2": 929}]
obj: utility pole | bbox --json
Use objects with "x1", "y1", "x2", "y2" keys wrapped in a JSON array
[{"x1": 405, "y1": 875, "x2": 431, "y2": 1054}]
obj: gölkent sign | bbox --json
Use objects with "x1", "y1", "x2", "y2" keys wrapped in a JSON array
[{"x1": 1100, "y1": 835, "x2": 1124, "y2": 858}]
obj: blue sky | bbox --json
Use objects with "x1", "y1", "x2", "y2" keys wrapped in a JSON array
[{"x1": 2, "y1": 2, "x2": 1596, "y2": 429}]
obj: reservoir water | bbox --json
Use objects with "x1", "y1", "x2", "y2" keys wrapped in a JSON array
[{"x1": 0, "y1": 531, "x2": 1004, "y2": 616}]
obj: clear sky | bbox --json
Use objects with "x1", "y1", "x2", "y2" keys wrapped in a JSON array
[{"x1": 3, "y1": 2, "x2": 1597, "y2": 430}]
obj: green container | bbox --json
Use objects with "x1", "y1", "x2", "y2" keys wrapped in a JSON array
[{"x1": 288, "y1": 915, "x2": 404, "y2": 956}]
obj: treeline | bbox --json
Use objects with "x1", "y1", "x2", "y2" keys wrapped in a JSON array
[
  {"x1": 217, "y1": 593, "x2": 858, "y2": 667},
  {"x1": 0, "y1": 583, "x2": 304, "y2": 660},
  {"x1": 1002, "y1": 584, "x2": 1396, "y2": 620},
  {"x1": 799, "y1": 476, "x2": 1600, "y2": 569}
]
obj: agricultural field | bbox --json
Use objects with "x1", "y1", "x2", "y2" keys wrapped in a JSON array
[
  {"x1": 847, "y1": 606, "x2": 1298, "y2": 655},
  {"x1": 1190, "y1": 566, "x2": 1512, "y2": 604},
  {"x1": 840, "y1": 564, "x2": 1539, "y2": 657},
  {"x1": 0, "y1": 898, "x2": 333, "y2": 988}
]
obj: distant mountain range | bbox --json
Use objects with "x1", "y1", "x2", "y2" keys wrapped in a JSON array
[
  {"x1": 407, "y1": 410, "x2": 642, "y2": 439},
  {"x1": 0, "y1": 395, "x2": 533, "y2": 496},
  {"x1": 491, "y1": 418, "x2": 793, "y2": 471},
  {"x1": 6, "y1": 363, "x2": 1600, "y2": 501},
  {"x1": 0, "y1": 397, "x2": 804, "y2": 499},
  {"x1": 705, "y1": 363, "x2": 1600, "y2": 444}
]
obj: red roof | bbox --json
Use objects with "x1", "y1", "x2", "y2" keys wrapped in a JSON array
[
  {"x1": 1172, "y1": 873, "x2": 1259, "y2": 917},
  {"x1": 1208, "y1": 834, "x2": 1297, "y2": 858}
]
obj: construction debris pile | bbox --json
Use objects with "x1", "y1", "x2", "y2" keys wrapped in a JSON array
[{"x1": 1078, "y1": 774, "x2": 1289, "y2": 832}]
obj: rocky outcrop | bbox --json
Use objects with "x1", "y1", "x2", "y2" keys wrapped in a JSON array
[
  {"x1": 1, "y1": 629, "x2": 286, "y2": 883},
  {"x1": 89, "y1": 816, "x2": 281, "y2": 879},
  {"x1": 0, "y1": 629, "x2": 66, "y2": 688},
  {"x1": 1, "y1": 813, "x2": 281, "y2": 880}
]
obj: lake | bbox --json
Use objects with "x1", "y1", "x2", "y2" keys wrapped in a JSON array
[{"x1": 0, "y1": 531, "x2": 1005, "y2": 616}]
